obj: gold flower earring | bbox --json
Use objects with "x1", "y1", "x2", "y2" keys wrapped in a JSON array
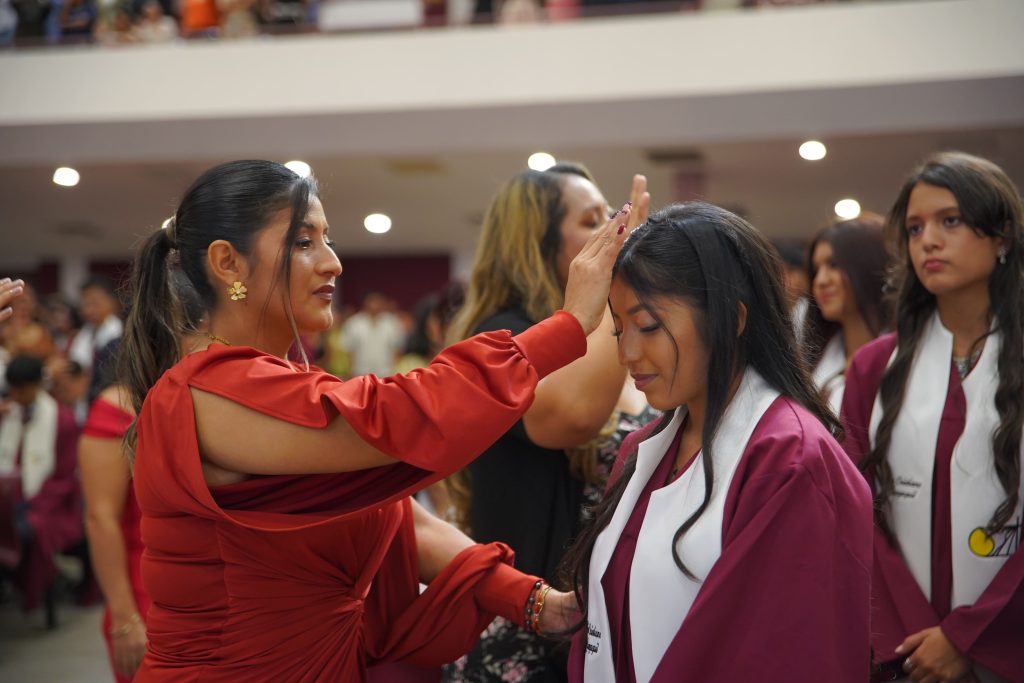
[{"x1": 227, "y1": 281, "x2": 248, "y2": 301}]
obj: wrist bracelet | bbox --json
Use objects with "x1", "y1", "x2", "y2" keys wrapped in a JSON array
[
  {"x1": 527, "y1": 583, "x2": 552, "y2": 635},
  {"x1": 109, "y1": 613, "x2": 142, "y2": 638}
]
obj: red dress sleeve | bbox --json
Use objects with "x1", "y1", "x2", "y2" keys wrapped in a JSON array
[
  {"x1": 187, "y1": 311, "x2": 584, "y2": 469},
  {"x1": 135, "y1": 311, "x2": 586, "y2": 530},
  {"x1": 362, "y1": 499, "x2": 540, "y2": 668},
  {"x1": 83, "y1": 397, "x2": 134, "y2": 439}
]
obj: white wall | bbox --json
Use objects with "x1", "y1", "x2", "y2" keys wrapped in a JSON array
[{"x1": 1, "y1": 0, "x2": 1022, "y2": 165}]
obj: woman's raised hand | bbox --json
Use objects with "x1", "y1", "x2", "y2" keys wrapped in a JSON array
[
  {"x1": 0, "y1": 278, "x2": 25, "y2": 323},
  {"x1": 563, "y1": 203, "x2": 631, "y2": 336},
  {"x1": 626, "y1": 174, "x2": 651, "y2": 232}
]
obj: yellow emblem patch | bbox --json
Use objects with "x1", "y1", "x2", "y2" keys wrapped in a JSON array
[{"x1": 968, "y1": 527, "x2": 995, "y2": 557}]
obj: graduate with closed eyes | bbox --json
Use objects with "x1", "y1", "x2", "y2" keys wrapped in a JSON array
[
  {"x1": 562, "y1": 202, "x2": 874, "y2": 683},
  {"x1": 841, "y1": 152, "x2": 1024, "y2": 683}
]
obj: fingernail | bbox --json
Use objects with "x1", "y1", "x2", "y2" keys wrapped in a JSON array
[
  {"x1": 617, "y1": 224, "x2": 625, "y2": 234},
  {"x1": 10, "y1": 286, "x2": 23, "y2": 295},
  {"x1": 894, "y1": 645, "x2": 905, "y2": 654},
  {"x1": 0, "y1": 278, "x2": 9, "y2": 285},
  {"x1": 626, "y1": 202, "x2": 633, "y2": 207}
]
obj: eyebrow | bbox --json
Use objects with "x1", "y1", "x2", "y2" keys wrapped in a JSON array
[
  {"x1": 626, "y1": 303, "x2": 648, "y2": 314},
  {"x1": 906, "y1": 205, "x2": 960, "y2": 221},
  {"x1": 299, "y1": 220, "x2": 331, "y2": 233}
]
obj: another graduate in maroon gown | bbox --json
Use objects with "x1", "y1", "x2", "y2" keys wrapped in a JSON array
[
  {"x1": 0, "y1": 355, "x2": 81, "y2": 612},
  {"x1": 803, "y1": 213, "x2": 890, "y2": 413},
  {"x1": 841, "y1": 152, "x2": 1024, "y2": 683},
  {"x1": 116, "y1": 161, "x2": 629, "y2": 682},
  {"x1": 563, "y1": 203, "x2": 874, "y2": 683}
]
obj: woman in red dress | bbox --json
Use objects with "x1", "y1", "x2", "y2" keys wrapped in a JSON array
[
  {"x1": 81, "y1": 384, "x2": 148, "y2": 681},
  {"x1": 119, "y1": 160, "x2": 629, "y2": 682}
]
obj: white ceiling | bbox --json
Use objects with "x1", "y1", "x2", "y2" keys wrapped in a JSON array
[{"x1": 1, "y1": 125, "x2": 1021, "y2": 269}]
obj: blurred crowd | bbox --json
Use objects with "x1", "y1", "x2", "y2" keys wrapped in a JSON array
[{"x1": 0, "y1": 0, "x2": 833, "y2": 47}]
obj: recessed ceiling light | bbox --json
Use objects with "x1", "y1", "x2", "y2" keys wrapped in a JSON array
[
  {"x1": 799, "y1": 140, "x2": 827, "y2": 161},
  {"x1": 527, "y1": 152, "x2": 556, "y2": 171},
  {"x1": 284, "y1": 160, "x2": 311, "y2": 178},
  {"x1": 364, "y1": 213, "x2": 392, "y2": 234},
  {"x1": 834, "y1": 198, "x2": 861, "y2": 220},
  {"x1": 53, "y1": 167, "x2": 80, "y2": 187}
]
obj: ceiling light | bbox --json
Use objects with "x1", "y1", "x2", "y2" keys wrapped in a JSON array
[
  {"x1": 834, "y1": 198, "x2": 861, "y2": 220},
  {"x1": 364, "y1": 213, "x2": 392, "y2": 234},
  {"x1": 284, "y1": 160, "x2": 311, "y2": 178},
  {"x1": 53, "y1": 167, "x2": 80, "y2": 187},
  {"x1": 798, "y1": 141, "x2": 827, "y2": 161},
  {"x1": 527, "y1": 152, "x2": 556, "y2": 171}
]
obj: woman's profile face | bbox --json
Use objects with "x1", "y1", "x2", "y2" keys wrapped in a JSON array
[
  {"x1": 244, "y1": 197, "x2": 342, "y2": 337},
  {"x1": 904, "y1": 182, "x2": 1002, "y2": 299},
  {"x1": 609, "y1": 277, "x2": 709, "y2": 412},
  {"x1": 554, "y1": 175, "x2": 609, "y2": 288},
  {"x1": 811, "y1": 241, "x2": 853, "y2": 324}
]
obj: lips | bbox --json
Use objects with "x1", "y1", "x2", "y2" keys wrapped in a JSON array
[
  {"x1": 314, "y1": 284, "x2": 335, "y2": 301},
  {"x1": 816, "y1": 291, "x2": 835, "y2": 304},
  {"x1": 632, "y1": 374, "x2": 656, "y2": 391},
  {"x1": 922, "y1": 259, "x2": 947, "y2": 272}
]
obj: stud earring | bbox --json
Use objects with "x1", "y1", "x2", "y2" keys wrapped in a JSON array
[
  {"x1": 997, "y1": 247, "x2": 1008, "y2": 265},
  {"x1": 227, "y1": 281, "x2": 248, "y2": 301}
]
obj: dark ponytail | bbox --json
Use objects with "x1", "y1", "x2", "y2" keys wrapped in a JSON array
[{"x1": 119, "y1": 160, "x2": 318, "y2": 458}]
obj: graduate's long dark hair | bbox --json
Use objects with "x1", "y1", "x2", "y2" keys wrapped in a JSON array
[
  {"x1": 561, "y1": 203, "x2": 842, "y2": 617},
  {"x1": 864, "y1": 151, "x2": 1023, "y2": 540},
  {"x1": 802, "y1": 213, "x2": 891, "y2": 370}
]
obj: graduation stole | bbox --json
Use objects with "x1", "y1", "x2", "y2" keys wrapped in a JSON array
[
  {"x1": 868, "y1": 313, "x2": 1023, "y2": 608},
  {"x1": 812, "y1": 333, "x2": 846, "y2": 413},
  {"x1": 0, "y1": 391, "x2": 59, "y2": 499},
  {"x1": 584, "y1": 369, "x2": 779, "y2": 683}
]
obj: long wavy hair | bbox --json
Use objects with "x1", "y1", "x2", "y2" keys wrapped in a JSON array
[
  {"x1": 802, "y1": 212, "x2": 891, "y2": 369},
  {"x1": 561, "y1": 202, "x2": 841, "y2": 616},
  {"x1": 445, "y1": 162, "x2": 600, "y2": 531},
  {"x1": 448, "y1": 162, "x2": 595, "y2": 342},
  {"x1": 862, "y1": 151, "x2": 1023, "y2": 540}
]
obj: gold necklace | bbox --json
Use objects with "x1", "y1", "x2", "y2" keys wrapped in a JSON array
[{"x1": 207, "y1": 332, "x2": 232, "y2": 346}]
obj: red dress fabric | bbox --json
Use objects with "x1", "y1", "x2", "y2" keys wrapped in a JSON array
[
  {"x1": 84, "y1": 397, "x2": 150, "y2": 683},
  {"x1": 132, "y1": 313, "x2": 584, "y2": 682},
  {"x1": 842, "y1": 333, "x2": 1024, "y2": 681},
  {"x1": 571, "y1": 397, "x2": 874, "y2": 682}
]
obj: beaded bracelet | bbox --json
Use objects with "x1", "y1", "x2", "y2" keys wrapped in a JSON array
[
  {"x1": 524, "y1": 580, "x2": 544, "y2": 628},
  {"x1": 109, "y1": 613, "x2": 142, "y2": 638},
  {"x1": 526, "y1": 583, "x2": 553, "y2": 635}
]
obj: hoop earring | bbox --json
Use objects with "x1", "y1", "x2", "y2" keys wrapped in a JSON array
[
  {"x1": 997, "y1": 247, "x2": 1008, "y2": 265},
  {"x1": 227, "y1": 281, "x2": 248, "y2": 301}
]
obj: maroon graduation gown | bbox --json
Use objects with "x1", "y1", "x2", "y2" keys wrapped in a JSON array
[
  {"x1": 569, "y1": 396, "x2": 874, "y2": 682},
  {"x1": 842, "y1": 333, "x2": 1024, "y2": 681}
]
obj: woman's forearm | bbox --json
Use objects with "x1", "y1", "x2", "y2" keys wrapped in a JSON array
[
  {"x1": 85, "y1": 516, "x2": 139, "y2": 621},
  {"x1": 523, "y1": 310, "x2": 625, "y2": 448},
  {"x1": 412, "y1": 498, "x2": 474, "y2": 583}
]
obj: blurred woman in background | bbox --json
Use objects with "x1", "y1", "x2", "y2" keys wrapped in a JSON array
[
  {"x1": 445, "y1": 163, "x2": 650, "y2": 682},
  {"x1": 802, "y1": 213, "x2": 890, "y2": 412}
]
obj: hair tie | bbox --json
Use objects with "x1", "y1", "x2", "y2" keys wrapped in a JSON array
[{"x1": 162, "y1": 215, "x2": 179, "y2": 249}]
